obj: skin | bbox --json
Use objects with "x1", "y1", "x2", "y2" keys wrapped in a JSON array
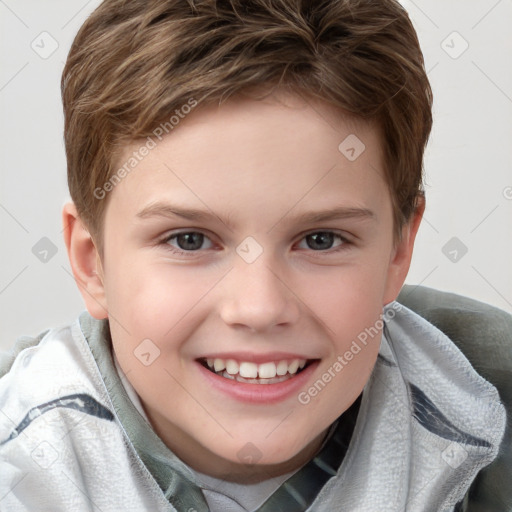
[{"x1": 63, "y1": 91, "x2": 424, "y2": 484}]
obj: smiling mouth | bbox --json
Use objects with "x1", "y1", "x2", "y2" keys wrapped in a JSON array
[{"x1": 198, "y1": 357, "x2": 316, "y2": 384}]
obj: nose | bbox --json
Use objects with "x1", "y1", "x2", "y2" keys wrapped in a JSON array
[{"x1": 218, "y1": 257, "x2": 300, "y2": 333}]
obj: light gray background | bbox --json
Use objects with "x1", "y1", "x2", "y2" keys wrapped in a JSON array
[{"x1": 1, "y1": 0, "x2": 511, "y2": 351}]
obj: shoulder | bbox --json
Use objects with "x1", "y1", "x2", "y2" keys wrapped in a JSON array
[
  {"x1": 0, "y1": 319, "x2": 114, "y2": 452},
  {"x1": 397, "y1": 285, "x2": 512, "y2": 347},
  {"x1": 0, "y1": 317, "x2": 172, "y2": 511},
  {"x1": 397, "y1": 285, "x2": 512, "y2": 512},
  {"x1": 0, "y1": 320, "x2": 101, "y2": 410},
  {"x1": 397, "y1": 285, "x2": 512, "y2": 404}
]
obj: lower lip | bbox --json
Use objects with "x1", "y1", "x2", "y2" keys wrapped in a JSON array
[{"x1": 195, "y1": 360, "x2": 320, "y2": 404}]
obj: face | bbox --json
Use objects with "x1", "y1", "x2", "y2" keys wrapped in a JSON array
[{"x1": 65, "y1": 92, "x2": 421, "y2": 482}]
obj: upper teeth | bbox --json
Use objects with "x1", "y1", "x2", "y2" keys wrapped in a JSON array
[{"x1": 205, "y1": 358, "x2": 307, "y2": 379}]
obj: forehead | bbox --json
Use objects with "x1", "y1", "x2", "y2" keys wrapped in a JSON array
[{"x1": 106, "y1": 92, "x2": 389, "y2": 229}]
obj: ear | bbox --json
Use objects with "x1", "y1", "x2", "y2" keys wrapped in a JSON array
[
  {"x1": 62, "y1": 202, "x2": 108, "y2": 319},
  {"x1": 382, "y1": 195, "x2": 425, "y2": 305}
]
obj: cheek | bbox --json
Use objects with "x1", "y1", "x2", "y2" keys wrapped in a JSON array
[
  {"x1": 104, "y1": 258, "x2": 203, "y2": 328},
  {"x1": 302, "y1": 259, "x2": 389, "y2": 333},
  {"x1": 297, "y1": 260, "x2": 387, "y2": 403},
  {"x1": 103, "y1": 259, "x2": 232, "y2": 371}
]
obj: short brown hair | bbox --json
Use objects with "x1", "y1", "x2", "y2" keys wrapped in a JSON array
[{"x1": 62, "y1": 0, "x2": 433, "y2": 250}]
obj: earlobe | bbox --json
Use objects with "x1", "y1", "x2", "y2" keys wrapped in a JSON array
[
  {"x1": 62, "y1": 202, "x2": 108, "y2": 319},
  {"x1": 382, "y1": 195, "x2": 425, "y2": 305}
]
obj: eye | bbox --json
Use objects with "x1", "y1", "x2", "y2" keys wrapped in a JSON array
[
  {"x1": 296, "y1": 231, "x2": 348, "y2": 251},
  {"x1": 164, "y1": 232, "x2": 214, "y2": 253}
]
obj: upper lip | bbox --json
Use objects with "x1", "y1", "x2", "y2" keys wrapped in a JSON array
[{"x1": 196, "y1": 351, "x2": 317, "y2": 364}]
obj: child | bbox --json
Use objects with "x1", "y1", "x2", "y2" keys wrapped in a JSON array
[{"x1": 0, "y1": 1, "x2": 509, "y2": 510}]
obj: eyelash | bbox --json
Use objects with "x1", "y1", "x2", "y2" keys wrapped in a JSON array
[{"x1": 159, "y1": 230, "x2": 352, "y2": 257}]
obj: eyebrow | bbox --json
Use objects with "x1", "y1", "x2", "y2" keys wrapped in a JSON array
[
  {"x1": 136, "y1": 202, "x2": 376, "y2": 230},
  {"x1": 136, "y1": 202, "x2": 236, "y2": 229}
]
